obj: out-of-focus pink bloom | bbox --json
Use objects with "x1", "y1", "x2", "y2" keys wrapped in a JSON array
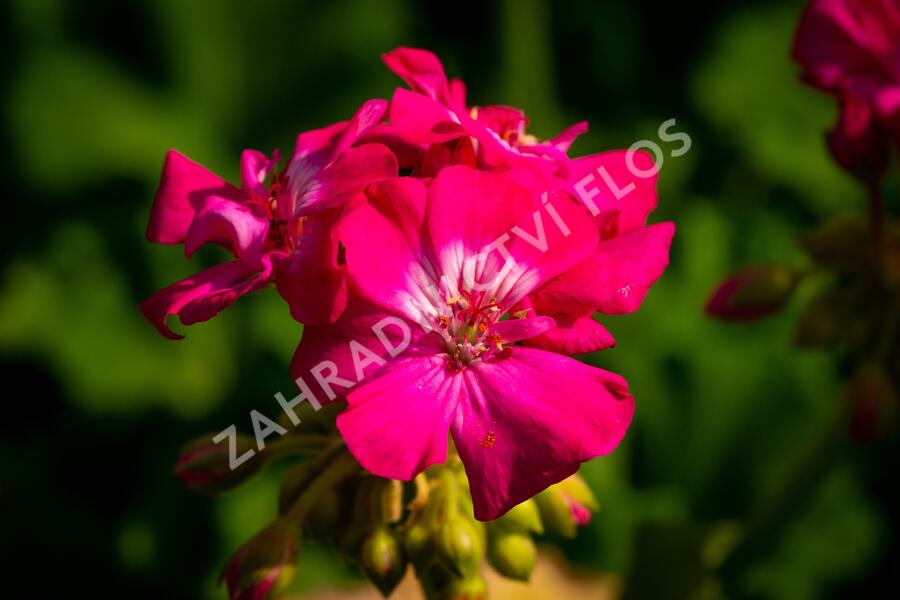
[
  {"x1": 382, "y1": 47, "x2": 588, "y2": 176},
  {"x1": 793, "y1": 0, "x2": 900, "y2": 177},
  {"x1": 290, "y1": 166, "x2": 634, "y2": 521},
  {"x1": 141, "y1": 100, "x2": 397, "y2": 338}
]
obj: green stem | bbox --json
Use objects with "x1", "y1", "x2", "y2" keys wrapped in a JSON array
[
  {"x1": 261, "y1": 434, "x2": 334, "y2": 461},
  {"x1": 282, "y1": 443, "x2": 360, "y2": 531}
]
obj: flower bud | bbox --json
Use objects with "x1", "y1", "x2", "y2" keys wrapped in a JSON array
[
  {"x1": 359, "y1": 526, "x2": 408, "y2": 596},
  {"x1": 174, "y1": 433, "x2": 260, "y2": 495},
  {"x1": 705, "y1": 265, "x2": 798, "y2": 321},
  {"x1": 486, "y1": 528, "x2": 536, "y2": 581},
  {"x1": 436, "y1": 517, "x2": 484, "y2": 578},
  {"x1": 535, "y1": 474, "x2": 599, "y2": 538},
  {"x1": 494, "y1": 498, "x2": 543, "y2": 534},
  {"x1": 222, "y1": 520, "x2": 298, "y2": 600},
  {"x1": 420, "y1": 571, "x2": 487, "y2": 600}
]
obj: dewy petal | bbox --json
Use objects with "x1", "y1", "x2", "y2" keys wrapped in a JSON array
[
  {"x1": 276, "y1": 208, "x2": 347, "y2": 326},
  {"x1": 146, "y1": 150, "x2": 241, "y2": 244},
  {"x1": 382, "y1": 47, "x2": 451, "y2": 104},
  {"x1": 183, "y1": 195, "x2": 269, "y2": 264},
  {"x1": 529, "y1": 222, "x2": 675, "y2": 316},
  {"x1": 389, "y1": 88, "x2": 466, "y2": 145},
  {"x1": 452, "y1": 347, "x2": 634, "y2": 520},
  {"x1": 337, "y1": 353, "x2": 460, "y2": 481},
  {"x1": 569, "y1": 150, "x2": 659, "y2": 234},
  {"x1": 426, "y1": 166, "x2": 597, "y2": 307},
  {"x1": 141, "y1": 255, "x2": 278, "y2": 340}
]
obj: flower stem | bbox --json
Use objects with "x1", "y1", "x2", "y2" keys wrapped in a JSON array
[{"x1": 282, "y1": 442, "x2": 360, "y2": 530}]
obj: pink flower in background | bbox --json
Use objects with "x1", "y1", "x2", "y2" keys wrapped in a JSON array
[
  {"x1": 141, "y1": 100, "x2": 397, "y2": 338},
  {"x1": 793, "y1": 0, "x2": 900, "y2": 177},
  {"x1": 291, "y1": 166, "x2": 635, "y2": 521}
]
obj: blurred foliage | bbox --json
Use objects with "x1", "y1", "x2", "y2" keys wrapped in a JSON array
[{"x1": 1, "y1": 0, "x2": 897, "y2": 599}]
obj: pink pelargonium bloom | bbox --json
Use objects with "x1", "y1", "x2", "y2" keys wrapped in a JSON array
[
  {"x1": 792, "y1": 0, "x2": 900, "y2": 177},
  {"x1": 141, "y1": 100, "x2": 397, "y2": 338},
  {"x1": 382, "y1": 46, "x2": 588, "y2": 175},
  {"x1": 290, "y1": 166, "x2": 634, "y2": 521}
]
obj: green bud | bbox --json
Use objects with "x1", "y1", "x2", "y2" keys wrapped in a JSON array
[
  {"x1": 404, "y1": 520, "x2": 435, "y2": 566},
  {"x1": 801, "y1": 216, "x2": 870, "y2": 272},
  {"x1": 494, "y1": 498, "x2": 543, "y2": 534},
  {"x1": 487, "y1": 528, "x2": 536, "y2": 581},
  {"x1": 360, "y1": 526, "x2": 408, "y2": 597},
  {"x1": 174, "y1": 433, "x2": 260, "y2": 495},
  {"x1": 420, "y1": 570, "x2": 488, "y2": 600},
  {"x1": 535, "y1": 475, "x2": 598, "y2": 538},
  {"x1": 436, "y1": 517, "x2": 484, "y2": 578}
]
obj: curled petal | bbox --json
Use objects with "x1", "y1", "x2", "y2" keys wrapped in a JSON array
[
  {"x1": 147, "y1": 150, "x2": 240, "y2": 244},
  {"x1": 141, "y1": 254, "x2": 280, "y2": 339}
]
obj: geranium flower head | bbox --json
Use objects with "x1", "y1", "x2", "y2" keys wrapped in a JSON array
[{"x1": 291, "y1": 165, "x2": 635, "y2": 520}]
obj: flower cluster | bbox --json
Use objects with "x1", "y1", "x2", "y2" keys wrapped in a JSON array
[{"x1": 145, "y1": 47, "x2": 673, "y2": 598}]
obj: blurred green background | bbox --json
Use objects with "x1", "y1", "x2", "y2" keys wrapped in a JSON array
[{"x1": 2, "y1": 0, "x2": 897, "y2": 598}]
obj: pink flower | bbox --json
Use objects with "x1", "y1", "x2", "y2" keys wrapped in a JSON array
[
  {"x1": 290, "y1": 166, "x2": 635, "y2": 521},
  {"x1": 792, "y1": 0, "x2": 900, "y2": 177},
  {"x1": 141, "y1": 100, "x2": 397, "y2": 338},
  {"x1": 381, "y1": 47, "x2": 588, "y2": 176}
]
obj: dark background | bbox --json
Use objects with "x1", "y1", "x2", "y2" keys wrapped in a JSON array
[{"x1": 2, "y1": 0, "x2": 897, "y2": 598}]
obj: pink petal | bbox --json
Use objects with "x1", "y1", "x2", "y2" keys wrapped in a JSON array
[
  {"x1": 340, "y1": 177, "x2": 433, "y2": 322},
  {"x1": 146, "y1": 150, "x2": 240, "y2": 244},
  {"x1": 292, "y1": 143, "x2": 397, "y2": 216},
  {"x1": 183, "y1": 195, "x2": 269, "y2": 264},
  {"x1": 337, "y1": 353, "x2": 460, "y2": 481},
  {"x1": 382, "y1": 47, "x2": 451, "y2": 104},
  {"x1": 529, "y1": 222, "x2": 674, "y2": 316},
  {"x1": 524, "y1": 313, "x2": 616, "y2": 355},
  {"x1": 276, "y1": 209, "x2": 348, "y2": 326},
  {"x1": 487, "y1": 316, "x2": 556, "y2": 343},
  {"x1": 141, "y1": 255, "x2": 279, "y2": 339},
  {"x1": 453, "y1": 347, "x2": 634, "y2": 520},
  {"x1": 290, "y1": 295, "x2": 440, "y2": 404},
  {"x1": 569, "y1": 150, "x2": 659, "y2": 234},
  {"x1": 240, "y1": 149, "x2": 278, "y2": 199},
  {"x1": 549, "y1": 121, "x2": 589, "y2": 152},
  {"x1": 426, "y1": 166, "x2": 598, "y2": 305},
  {"x1": 389, "y1": 88, "x2": 466, "y2": 145}
]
